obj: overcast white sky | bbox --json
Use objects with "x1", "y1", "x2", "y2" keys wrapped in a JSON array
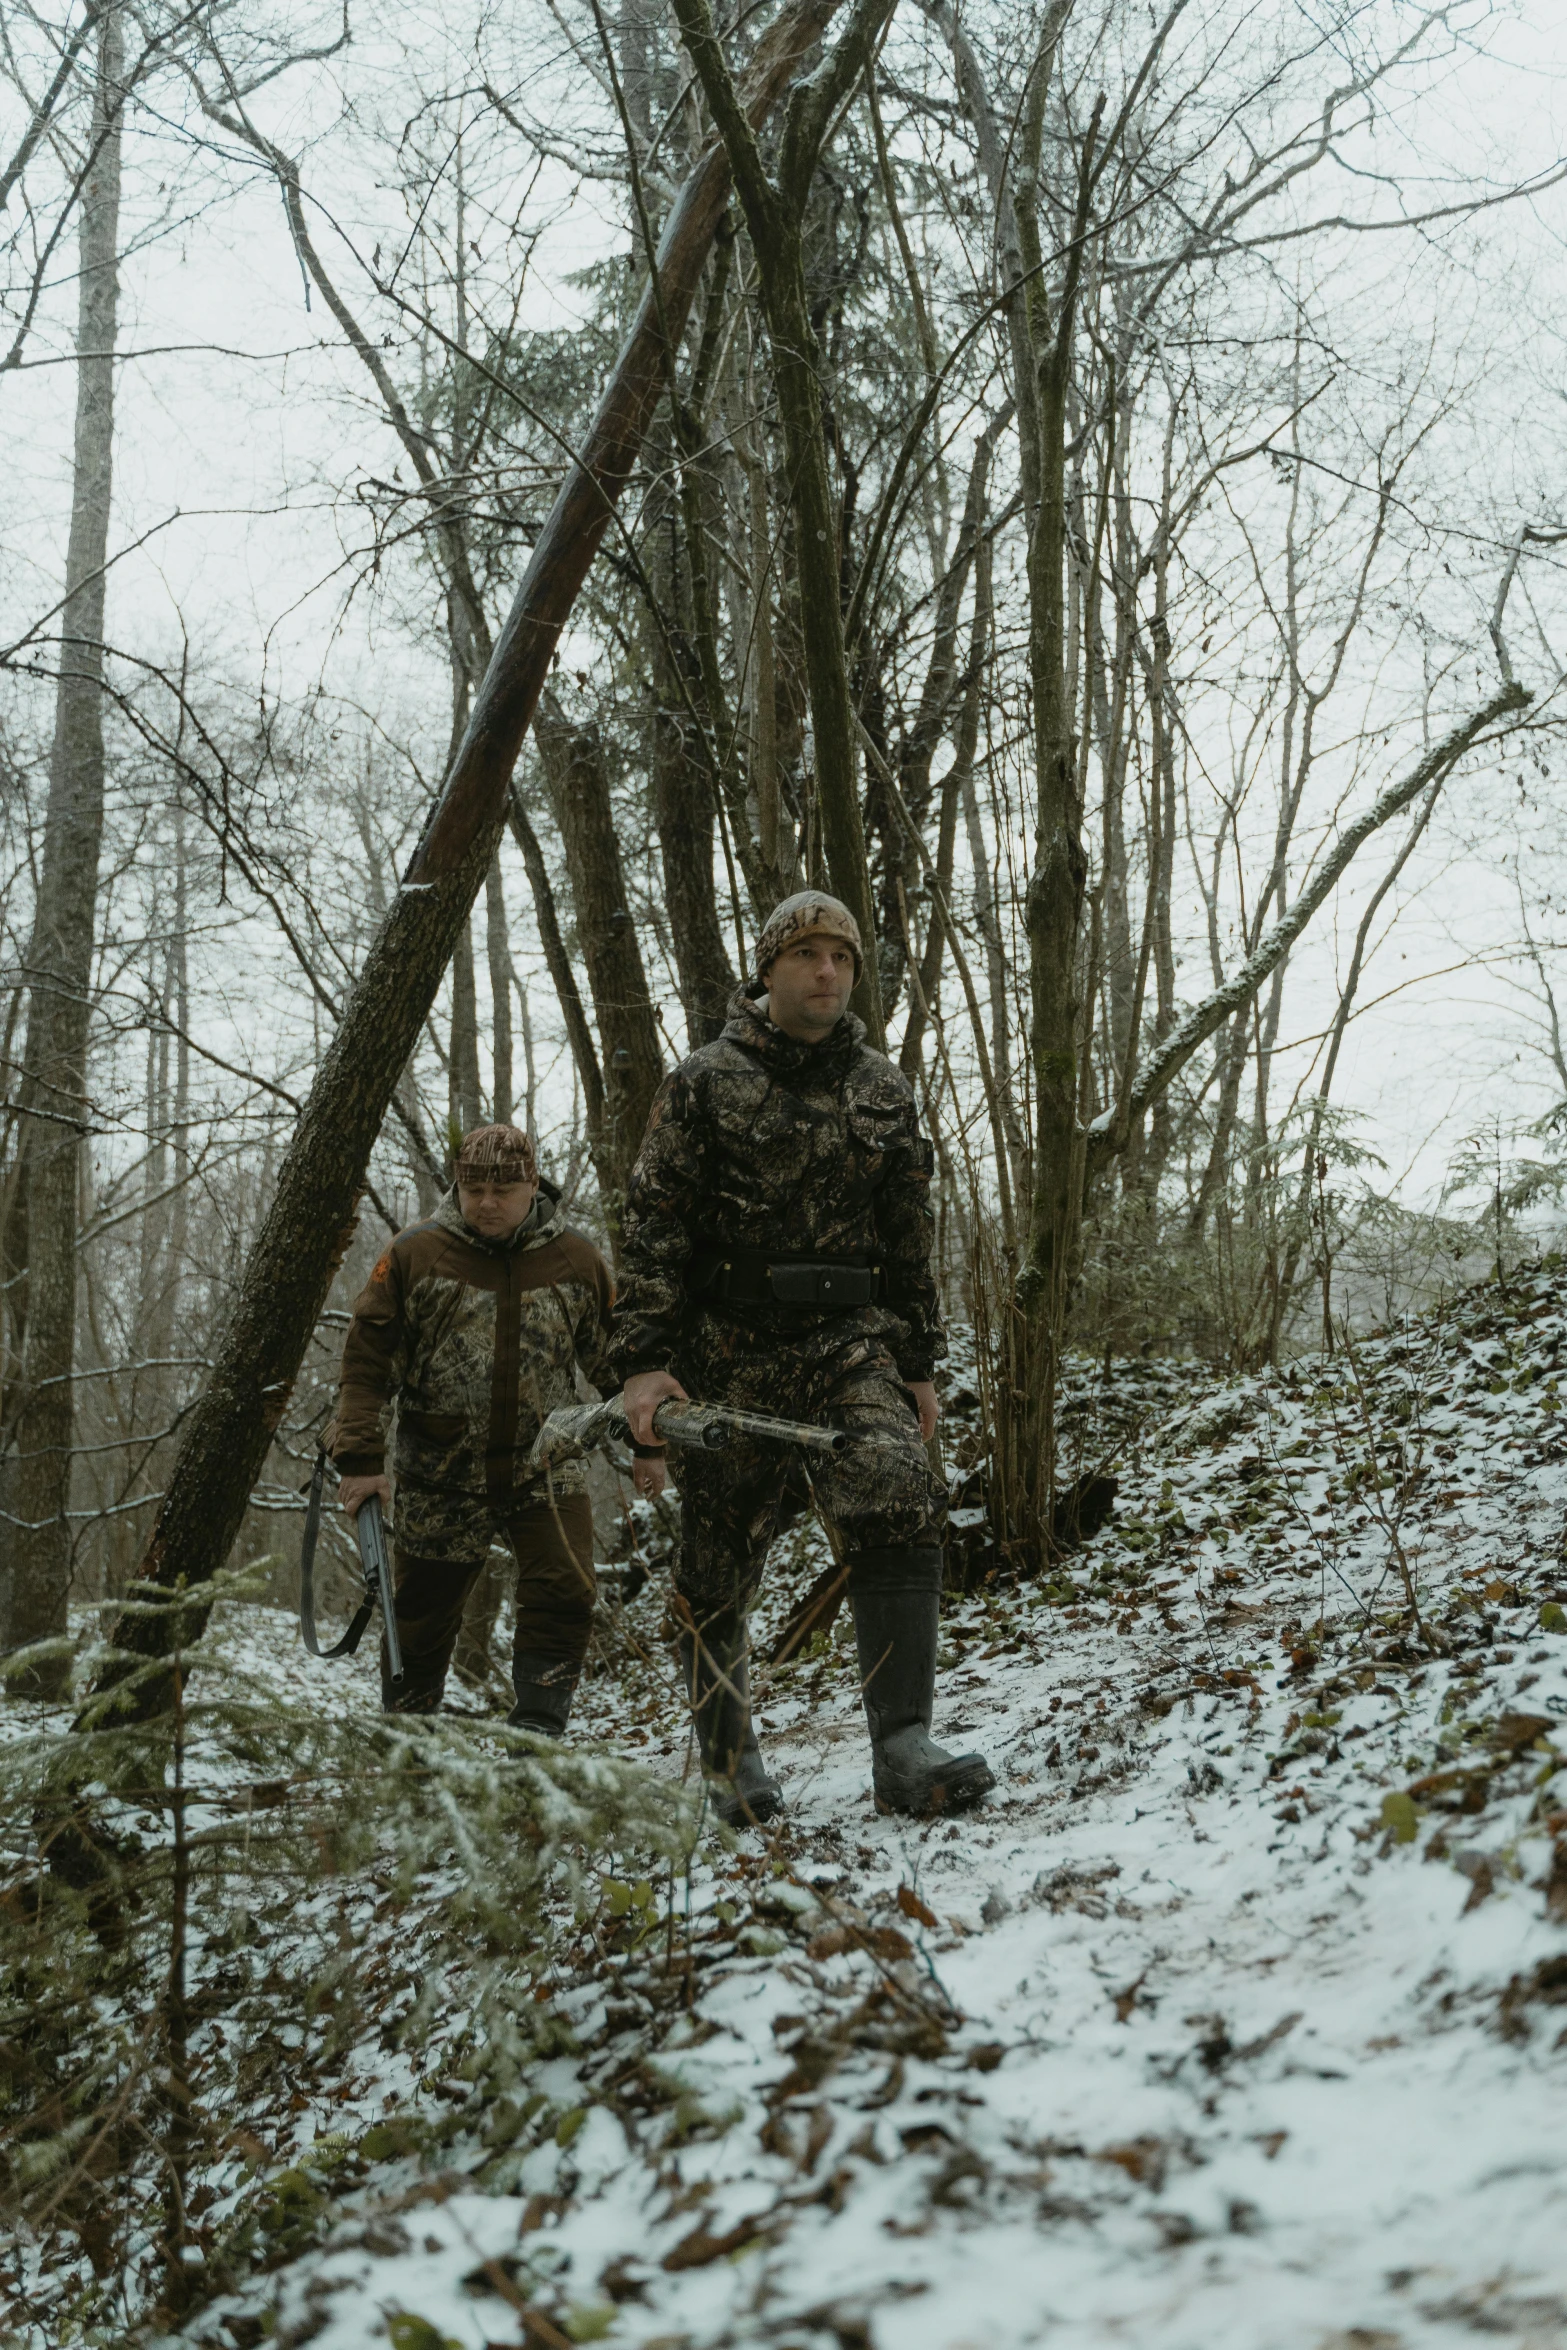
[{"x1": 7, "y1": 0, "x2": 1567, "y2": 1224}]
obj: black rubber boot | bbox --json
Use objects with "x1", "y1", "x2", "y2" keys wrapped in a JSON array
[
  {"x1": 506, "y1": 1653, "x2": 577, "y2": 1737},
  {"x1": 679, "y1": 1615, "x2": 784, "y2": 1829},
  {"x1": 850, "y1": 1546, "x2": 994, "y2": 1815}
]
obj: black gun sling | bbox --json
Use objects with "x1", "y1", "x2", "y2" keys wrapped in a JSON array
[{"x1": 298, "y1": 1447, "x2": 377, "y2": 1659}]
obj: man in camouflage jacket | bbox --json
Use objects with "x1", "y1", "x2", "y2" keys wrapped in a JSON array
[
  {"x1": 613, "y1": 891, "x2": 993, "y2": 1823},
  {"x1": 331, "y1": 1123, "x2": 615, "y2": 1729}
]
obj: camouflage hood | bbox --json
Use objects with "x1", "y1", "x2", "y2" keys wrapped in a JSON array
[
  {"x1": 435, "y1": 1175, "x2": 565, "y2": 1257},
  {"x1": 726, "y1": 986, "x2": 865, "y2": 1086}
]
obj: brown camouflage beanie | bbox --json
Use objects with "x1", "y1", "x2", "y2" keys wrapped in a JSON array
[
  {"x1": 753, "y1": 890, "x2": 863, "y2": 982},
  {"x1": 454, "y1": 1122, "x2": 537, "y2": 1186}
]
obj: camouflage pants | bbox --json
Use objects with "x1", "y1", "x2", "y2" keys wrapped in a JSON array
[
  {"x1": 383, "y1": 1486, "x2": 595, "y2": 1713},
  {"x1": 670, "y1": 1319, "x2": 944, "y2": 1627}
]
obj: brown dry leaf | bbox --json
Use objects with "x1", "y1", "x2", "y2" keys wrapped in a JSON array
[
  {"x1": 1254, "y1": 2130, "x2": 1288, "y2": 2159},
  {"x1": 662, "y1": 2213, "x2": 766, "y2": 2271},
  {"x1": 1407, "y1": 1766, "x2": 1490, "y2": 1813},
  {"x1": 1112, "y1": 1972, "x2": 1149, "y2": 2024},
  {"x1": 867, "y1": 1926, "x2": 915, "y2": 1962},
  {"x1": 897, "y1": 1885, "x2": 939, "y2": 1929},
  {"x1": 1488, "y1": 1713, "x2": 1553, "y2": 1755},
  {"x1": 1096, "y1": 2137, "x2": 1167, "y2": 2189},
  {"x1": 805, "y1": 1926, "x2": 853, "y2": 1961}
]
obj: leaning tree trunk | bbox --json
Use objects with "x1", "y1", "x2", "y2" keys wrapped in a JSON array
[
  {"x1": 4, "y1": 11, "x2": 123, "y2": 1693},
  {"x1": 90, "y1": 0, "x2": 843, "y2": 1697}
]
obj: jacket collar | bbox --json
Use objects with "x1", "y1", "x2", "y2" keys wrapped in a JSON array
[
  {"x1": 721, "y1": 984, "x2": 864, "y2": 1084},
  {"x1": 436, "y1": 1175, "x2": 564, "y2": 1256}
]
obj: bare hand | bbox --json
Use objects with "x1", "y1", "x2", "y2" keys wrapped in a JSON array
[
  {"x1": 621, "y1": 1369, "x2": 687, "y2": 1447},
  {"x1": 631, "y1": 1454, "x2": 669, "y2": 1501},
  {"x1": 339, "y1": 1472, "x2": 391, "y2": 1520},
  {"x1": 907, "y1": 1380, "x2": 939, "y2": 1444}
]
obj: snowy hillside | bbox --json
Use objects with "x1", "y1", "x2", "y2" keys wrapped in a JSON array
[{"x1": 13, "y1": 1265, "x2": 1567, "y2": 2350}]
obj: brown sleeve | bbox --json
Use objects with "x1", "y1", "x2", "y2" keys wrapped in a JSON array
[
  {"x1": 558, "y1": 1232, "x2": 616, "y2": 1391},
  {"x1": 331, "y1": 1239, "x2": 411, "y2": 1475}
]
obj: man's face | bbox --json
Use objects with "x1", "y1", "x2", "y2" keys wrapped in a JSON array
[
  {"x1": 457, "y1": 1174, "x2": 538, "y2": 1237},
  {"x1": 765, "y1": 934, "x2": 856, "y2": 1040}
]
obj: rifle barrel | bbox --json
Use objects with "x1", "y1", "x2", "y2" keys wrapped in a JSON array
[{"x1": 357, "y1": 1494, "x2": 403, "y2": 1683}]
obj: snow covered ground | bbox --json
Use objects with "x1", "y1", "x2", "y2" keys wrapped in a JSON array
[{"x1": 15, "y1": 1268, "x2": 1567, "y2": 2350}]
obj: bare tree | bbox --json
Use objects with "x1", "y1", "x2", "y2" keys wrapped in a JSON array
[{"x1": 1, "y1": 3, "x2": 124, "y2": 1690}]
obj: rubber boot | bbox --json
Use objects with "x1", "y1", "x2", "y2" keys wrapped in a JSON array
[
  {"x1": 850, "y1": 1546, "x2": 994, "y2": 1815},
  {"x1": 506, "y1": 1652, "x2": 577, "y2": 1737},
  {"x1": 678, "y1": 1614, "x2": 783, "y2": 1829}
]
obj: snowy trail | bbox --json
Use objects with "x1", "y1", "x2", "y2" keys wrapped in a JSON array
[{"x1": 102, "y1": 1268, "x2": 1567, "y2": 2348}]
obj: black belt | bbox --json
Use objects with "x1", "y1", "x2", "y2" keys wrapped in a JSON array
[{"x1": 692, "y1": 1247, "x2": 881, "y2": 1310}]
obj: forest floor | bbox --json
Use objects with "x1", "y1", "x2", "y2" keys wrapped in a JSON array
[{"x1": 14, "y1": 1265, "x2": 1567, "y2": 2350}]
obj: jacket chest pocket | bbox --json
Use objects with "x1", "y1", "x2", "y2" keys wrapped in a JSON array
[{"x1": 845, "y1": 1101, "x2": 904, "y2": 1180}]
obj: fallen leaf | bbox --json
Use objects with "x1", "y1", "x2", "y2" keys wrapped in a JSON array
[
  {"x1": 1096, "y1": 2136, "x2": 1167, "y2": 2188},
  {"x1": 1112, "y1": 1971, "x2": 1150, "y2": 2023},
  {"x1": 897, "y1": 1884, "x2": 939, "y2": 1929},
  {"x1": 1407, "y1": 1766, "x2": 1490, "y2": 1813},
  {"x1": 805, "y1": 1926, "x2": 853, "y2": 1960},
  {"x1": 1488, "y1": 1713, "x2": 1553, "y2": 1755},
  {"x1": 662, "y1": 2214, "x2": 765, "y2": 2272}
]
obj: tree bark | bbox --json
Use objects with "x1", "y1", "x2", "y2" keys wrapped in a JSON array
[
  {"x1": 92, "y1": 0, "x2": 842, "y2": 1687},
  {"x1": 3, "y1": 8, "x2": 123, "y2": 1690},
  {"x1": 1013, "y1": 63, "x2": 1101, "y2": 1545},
  {"x1": 485, "y1": 853, "x2": 514, "y2": 1125},
  {"x1": 448, "y1": 913, "x2": 482, "y2": 1142},
  {"x1": 669, "y1": 0, "x2": 892, "y2": 1043},
  {"x1": 653, "y1": 700, "x2": 737, "y2": 1045},
  {"x1": 645, "y1": 413, "x2": 737, "y2": 1043},
  {"x1": 534, "y1": 697, "x2": 663, "y2": 1239}
]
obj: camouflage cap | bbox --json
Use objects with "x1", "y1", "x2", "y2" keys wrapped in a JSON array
[
  {"x1": 753, "y1": 889, "x2": 863, "y2": 981},
  {"x1": 454, "y1": 1122, "x2": 538, "y2": 1186}
]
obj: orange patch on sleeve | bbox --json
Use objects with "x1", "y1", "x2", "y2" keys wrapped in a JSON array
[{"x1": 371, "y1": 1251, "x2": 394, "y2": 1285}]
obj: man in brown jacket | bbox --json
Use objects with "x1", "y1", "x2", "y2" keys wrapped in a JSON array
[{"x1": 331, "y1": 1122, "x2": 641, "y2": 1730}]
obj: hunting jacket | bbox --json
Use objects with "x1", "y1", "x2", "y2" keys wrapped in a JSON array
[
  {"x1": 331, "y1": 1180, "x2": 613, "y2": 1507},
  {"x1": 608, "y1": 988, "x2": 945, "y2": 1386}
]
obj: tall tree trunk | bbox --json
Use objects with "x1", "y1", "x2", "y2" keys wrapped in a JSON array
[
  {"x1": 645, "y1": 415, "x2": 737, "y2": 1044},
  {"x1": 670, "y1": 0, "x2": 893, "y2": 1043},
  {"x1": 87, "y1": 0, "x2": 843, "y2": 1701},
  {"x1": 3, "y1": 9, "x2": 123, "y2": 1689},
  {"x1": 1014, "y1": 68, "x2": 1101, "y2": 1548},
  {"x1": 518, "y1": 977, "x2": 537, "y2": 1142},
  {"x1": 485, "y1": 852, "x2": 514, "y2": 1125},
  {"x1": 653, "y1": 702, "x2": 738, "y2": 1045},
  {"x1": 448, "y1": 913, "x2": 482, "y2": 1142},
  {"x1": 534, "y1": 697, "x2": 663, "y2": 1238}
]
